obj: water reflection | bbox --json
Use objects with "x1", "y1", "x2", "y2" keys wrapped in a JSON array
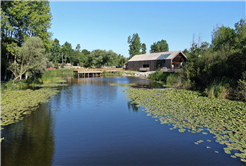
[
  {"x1": 127, "y1": 101, "x2": 139, "y2": 112},
  {"x1": 131, "y1": 81, "x2": 163, "y2": 89},
  {"x1": 1, "y1": 104, "x2": 55, "y2": 166},
  {"x1": 124, "y1": 88, "x2": 246, "y2": 165},
  {"x1": 2, "y1": 76, "x2": 243, "y2": 165}
]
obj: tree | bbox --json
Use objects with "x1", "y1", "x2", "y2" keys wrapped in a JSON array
[
  {"x1": 127, "y1": 33, "x2": 141, "y2": 58},
  {"x1": 150, "y1": 42, "x2": 160, "y2": 53},
  {"x1": 119, "y1": 55, "x2": 127, "y2": 67},
  {"x1": 82, "y1": 49, "x2": 90, "y2": 56},
  {"x1": 73, "y1": 44, "x2": 84, "y2": 66},
  {"x1": 211, "y1": 26, "x2": 236, "y2": 52},
  {"x1": 158, "y1": 40, "x2": 169, "y2": 52},
  {"x1": 1, "y1": 1, "x2": 52, "y2": 80},
  {"x1": 61, "y1": 41, "x2": 73, "y2": 64},
  {"x1": 150, "y1": 39, "x2": 169, "y2": 53},
  {"x1": 234, "y1": 19, "x2": 246, "y2": 51},
  {"x1": 49, "y1": 38, "x2": 61, "y2": 63},
  {"x1": 8, "y1": 37, "x2": 47, "y2": 81},
  {"x1": 75, "y1": 44, "x2": 81, "y2": 52},
  {"x1": 141, "y1": 43, "x2": 147, "y2": 54},
  {"x1": 81, "y1": 49, "x2": 91, "y2": 67}
]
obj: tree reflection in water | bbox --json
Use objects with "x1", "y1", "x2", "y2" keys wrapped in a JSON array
[
  {"x1": 1, "y1": 103, "x2": 55, "y2": 166},
  {"x1": 127, "y1": 101, "x2": 139, "y2": 112}
]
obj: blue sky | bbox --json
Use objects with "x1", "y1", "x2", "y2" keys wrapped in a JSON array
[{"x1": 49, "y1": 1, "x2": 245, "y2": 58}]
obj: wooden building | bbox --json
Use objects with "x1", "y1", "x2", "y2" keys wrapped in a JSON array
[{"x1": 125, "y1": 50, "x2": 187, "y2": 71}]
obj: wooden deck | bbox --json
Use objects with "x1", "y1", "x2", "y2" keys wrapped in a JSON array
[{"x1": 73, "y1": 68, "x2": 124, "y2": 78}]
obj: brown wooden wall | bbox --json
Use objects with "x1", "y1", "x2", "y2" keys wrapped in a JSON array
[
  {"x1": 127, "y1": 60, "x2": 157, "y2": 71},
  {"x1": 165, "y1": 59, "x2": 172, "y2": 68},
  {"x1": 126, "y1": 53, "x2": 187, "y2": 71},
  {"x1": 173, "y1": 53, "x2": 187, "y2": 63}
]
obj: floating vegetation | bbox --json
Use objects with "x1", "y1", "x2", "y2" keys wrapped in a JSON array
[
  {"x1": 197, "y1": 140, "x2": 204, "y2": 143},
  {"x1": 123, "y1": 88, "x2": 246, "y2": 162},
  {"x1": 178, "y1": 128, "x2": 186, "y2": 133},
  {"x1": 1, "y1": 88, "x2": 58, "y2": 128},
  {"x1": 109, "y1": 83, "x2": 136, "y2": 87},
  {"x1": 34, "y1": 84, "x2": 68, "y2": 87}
]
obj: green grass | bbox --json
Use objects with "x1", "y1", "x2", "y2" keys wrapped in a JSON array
[
  {"x1": 204, "y1": 79, "x2": 229, "y2": 99},
  {"x1": 102, "y1": 71, "x2": 123, "y2": 77},
  {"x1": 38, "y1": 69, "x2": 73, "y2": 84}
]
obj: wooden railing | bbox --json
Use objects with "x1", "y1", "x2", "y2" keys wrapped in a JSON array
[{"x1": 74, "y1": 68, "x2": 124, "y2": 72}]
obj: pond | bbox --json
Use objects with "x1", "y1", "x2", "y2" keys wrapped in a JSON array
[{"x1": 1, "y1": 76, "x2": 245, "y2": 165}]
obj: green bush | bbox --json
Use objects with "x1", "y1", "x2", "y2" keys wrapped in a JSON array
[
  {"x1": 166, "y1": 74, "x2": 181, "y2": 87},
  {"x1": 148, "y1": 71, "x2": 169, "y2": 82},
  {"x1": 148, "y1": 71, "x2": 181, "y2": 87},
  {"x1": 237, "y1": 71, "x2": 246, "y2": 101},
  {"x1": 1, "y1": 83, "x2": 6, "y2": 92}
]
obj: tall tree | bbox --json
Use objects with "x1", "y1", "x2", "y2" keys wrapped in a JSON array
[
  {"x1": 73, "y1": 44, "x2": 84, "y2": 66},
  {"x1": 150, "y1": 39, "x2": 169, "y2": 53},
  {"x1": 234, "y1": 19, "x2": 246, "y2": 51},
  {"x1": 211, "y1": 26, "x2": 236, "y2": 52},
  {"x1": 158, "y1": 39, "x2": 169, "y2": 52},
  {"x1": 61, "y1": 41, "x2": 73, "y2": 64},
  {"x1": 141, "y1": 43, "x2": 147, "y2": 54},
  {"x1": 81, "y1": 49, "x2": 91, "y2": 67},
  {"x1": 75, "y1": 44, "x2": 81, "y2": 52},
  {"x1": 49, "y1": 38, "x2": 61, "y2": 63},
  {"x1": 150, "y1": 42, "x2": 160, "y2": 53},
  {"x1": 127, "y1": 33, "x2": 141, "y2": 58},
  {"x1": 1, "y1": 1, "x2": 52, "y2": 80}
]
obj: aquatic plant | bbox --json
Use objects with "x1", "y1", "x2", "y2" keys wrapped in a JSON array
[
  {"x1": 1, "y1": 83, "x2": 5, "y2": 92},
  {"x1": 1, "y1": 88, "x2": 58, "y2": 127},
  {"x1": 109, "y1": 83, "x2": 136, "y2": 87},
  {"x1": 123, "y1": 88, "x2": 246, "y2": 162}
]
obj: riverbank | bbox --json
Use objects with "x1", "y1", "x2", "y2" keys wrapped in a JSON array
[
  {"x1": 123, "y1": 88, "x2": 246, "y2": 162},
  {"x1": 122, "y1": 71, "x2": 155, "y2": 78}
]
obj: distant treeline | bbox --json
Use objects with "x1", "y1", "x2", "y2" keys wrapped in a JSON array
[
  {"x1": 1, "y1": 1, "x2": 127, "y2": 81},
  {"x1": 48, "y1": 39, "x2": 127, "y2": 68}
]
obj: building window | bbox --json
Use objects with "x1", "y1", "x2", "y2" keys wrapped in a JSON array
[{"x1": 143, "y1": 64, "x2": 149, "y2": 68}]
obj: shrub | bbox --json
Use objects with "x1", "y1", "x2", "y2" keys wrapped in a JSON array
[
  {"x1": 204, "y1": 79, "x2": 229, "y2": 99},
  {"x1": 237, "y1": 71, "x2": 246, "y2": 101},
  {"x1": 166, "y1": 74, "x2": 180, "y2": 87}
]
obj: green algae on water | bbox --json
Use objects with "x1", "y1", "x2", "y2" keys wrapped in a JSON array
[
  {"x1": 1, "y1": 88, "x2": 58, "y2": 127},
  {"x1": 123, "y1": 88, "x2": 246, "y2": 162}
]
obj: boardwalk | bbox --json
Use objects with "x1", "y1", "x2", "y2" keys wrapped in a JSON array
[{"x1": 73, "y1": 68, "x2": 123, "y2": 78}]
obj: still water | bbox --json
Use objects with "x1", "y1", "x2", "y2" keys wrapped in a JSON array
[{"x1": 1, "y1": 77, "x2": 245, "y2": 165}]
